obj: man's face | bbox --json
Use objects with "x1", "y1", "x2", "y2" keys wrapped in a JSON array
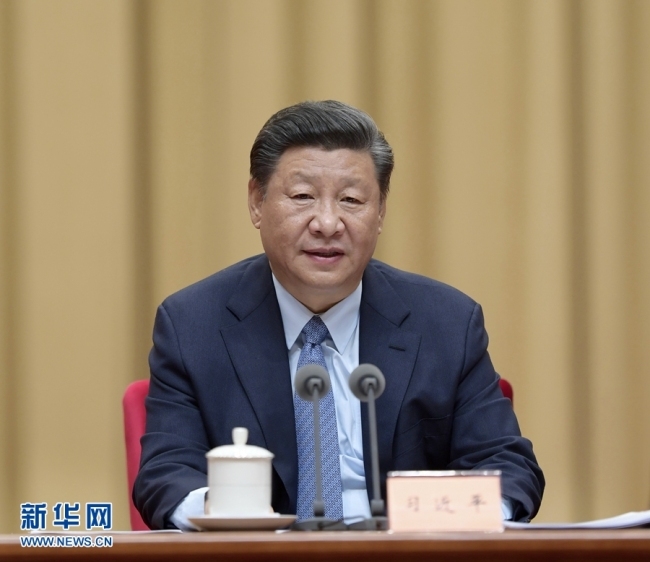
[{"x1": 248, "y1": 146, "x2": 386, "y2": 313}]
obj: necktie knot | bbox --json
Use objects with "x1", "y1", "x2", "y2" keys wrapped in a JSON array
[{"x1": 303, "y1": 316, "x2": 329, "y2": 346}]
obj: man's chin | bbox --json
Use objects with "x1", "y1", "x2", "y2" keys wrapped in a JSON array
[
  {"x1": 287, "y1": 274, "x2": 360, "y2": 312},
  {"x1": 303, "y1": 270, "x2": 357, "y2": 291}
]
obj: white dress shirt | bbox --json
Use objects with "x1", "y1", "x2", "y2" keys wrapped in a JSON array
[{"x1": 273, "y1": 275, "x2": 370, "y2": 523}]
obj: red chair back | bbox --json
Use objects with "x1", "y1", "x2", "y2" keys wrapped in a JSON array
[
  {"x1": 122, "y1": 379, "x2": 150, "y2": 531},
  {"x1": 499, "y1": 378, "x2": 513, "y2": 405}
]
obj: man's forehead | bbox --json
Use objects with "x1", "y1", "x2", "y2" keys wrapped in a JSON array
[{"x1": 272, "y1": 147, "x2": 378, "y2": 182}]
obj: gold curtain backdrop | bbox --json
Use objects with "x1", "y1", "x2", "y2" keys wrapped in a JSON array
[{"x1": 1, "y1": 0, "x2": 649, "y2": 531}]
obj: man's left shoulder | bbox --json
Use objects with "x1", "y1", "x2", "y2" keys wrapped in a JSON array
[{"x1": 366, "y1": 259, "x2": 478, "y2": 309}]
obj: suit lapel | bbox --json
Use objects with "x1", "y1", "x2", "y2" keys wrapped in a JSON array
[
  {"x1": 219, "y1": 256, "x2": 297, "y2": 510},
  {"x1": 359, "y1": 262, "x2": 421, "y2": 497}
]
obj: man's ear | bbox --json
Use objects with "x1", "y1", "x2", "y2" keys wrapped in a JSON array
[{"x1": 248, "y1": 178, "x2": 263, "y2": 229}]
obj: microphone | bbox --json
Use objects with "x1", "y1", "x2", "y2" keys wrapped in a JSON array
[
  {"x1": 348, "y1": 364, "x2": 388, "y2": 530},
  {"x1": 293, "y1": 364, "x2": 346, "y2": 531}
]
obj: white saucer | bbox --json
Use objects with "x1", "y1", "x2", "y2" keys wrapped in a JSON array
[{"x1": 189, "y1": 514, "x2": 296, "y2": 531}]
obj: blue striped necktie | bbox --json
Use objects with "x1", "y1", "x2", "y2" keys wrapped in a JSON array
[{"x1": 294, "y1": 316, "x2": 344, "y2": 521}]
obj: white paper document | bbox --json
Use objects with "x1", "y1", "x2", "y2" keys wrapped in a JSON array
[{"x1": 505, "y1": 510, "x2": 650, "y2": 530}]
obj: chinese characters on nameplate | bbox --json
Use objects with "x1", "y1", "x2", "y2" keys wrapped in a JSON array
[{"x1": 387, "y1": 471, "x2": 503, "y2": 532}]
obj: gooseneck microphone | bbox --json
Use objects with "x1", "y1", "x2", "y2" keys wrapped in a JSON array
[
  {"x1": 348, "y1": 364, "x2": 388, "y2": 530},
  {"x1": 293, "y1": 364, "x2": 346, "y2": 531}
]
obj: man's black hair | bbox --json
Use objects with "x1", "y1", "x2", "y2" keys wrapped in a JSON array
[{"x1": 250, "y1": 100, "x2": 394, "y2": 200}]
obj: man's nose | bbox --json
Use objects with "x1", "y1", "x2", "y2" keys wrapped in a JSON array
[{"x1": 309, "y1": 200, "x2": 344, "y2": 237}]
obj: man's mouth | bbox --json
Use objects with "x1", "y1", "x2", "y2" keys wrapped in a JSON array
[{"x1": 304, "y1": 249, "x2": 344, "y2": 258}]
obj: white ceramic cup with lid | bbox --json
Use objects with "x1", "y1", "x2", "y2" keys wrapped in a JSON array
[{"x1": 205, "y1": 427, "x2": 275, "y2": 517}]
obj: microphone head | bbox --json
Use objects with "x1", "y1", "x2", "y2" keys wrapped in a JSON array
[
  {"x1": 295, "y1": 364, "x2": 331, "y2": 401},
  {"x1": 349, "y1": 364, "x2": 386, "y2": 401}
]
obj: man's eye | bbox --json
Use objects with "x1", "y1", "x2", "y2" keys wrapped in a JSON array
[
  {"x1": 293, "y1": 193, "x2": 312, "y2": 200},
  {"x1": 342, "y1": 197, "x2": 360, "y2": 204}
]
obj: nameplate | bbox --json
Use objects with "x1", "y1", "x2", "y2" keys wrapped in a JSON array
[{"x1": 386, "y1": 470, "x2": 503, "y2": 532}]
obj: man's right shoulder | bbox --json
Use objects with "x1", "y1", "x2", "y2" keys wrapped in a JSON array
[{"x1": 158, "y1": 254, "x2": 269, "y2": 314}]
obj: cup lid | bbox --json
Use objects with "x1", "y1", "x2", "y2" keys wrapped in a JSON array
[{"x1": 206, "y1": 427, "x2": 274, "y2": 459}]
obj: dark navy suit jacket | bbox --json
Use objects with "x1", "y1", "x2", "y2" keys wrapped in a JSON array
[{"x1": 134, "y1": 255, "x2": 544, "y2": 529}]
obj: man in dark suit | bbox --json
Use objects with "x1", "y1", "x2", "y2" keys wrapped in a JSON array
[{"x1": 134, "y1": 101, "x2": 544, "y2": 530}]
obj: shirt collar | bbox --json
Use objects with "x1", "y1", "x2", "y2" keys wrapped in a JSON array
[{"x1": 272, "y1": 274, "x2": 362, "y2": 353}]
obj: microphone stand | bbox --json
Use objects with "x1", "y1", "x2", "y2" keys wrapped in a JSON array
[
  {"x1": 347, "y1": 364, "x2": 388, "y2": 531},
  {"x1": 292, "y1": 365, "x2": 346, "y2": 531}
]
